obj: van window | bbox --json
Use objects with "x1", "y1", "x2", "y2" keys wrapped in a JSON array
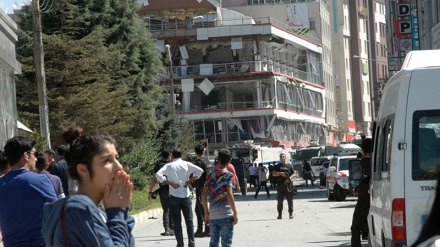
[
  {"x1": 373, "y1": 116, "x2": 394, "y2": 180},
  {"x1": 412, "y1": 110, "x2": 440, "y2": 180},
  {"x1": 383, "y1": 120, "x2": 393, "y2": 173}
]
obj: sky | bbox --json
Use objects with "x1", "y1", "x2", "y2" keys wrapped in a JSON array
[{"x1": 0, "y1": 0, "x2": 28, "y2": 14}]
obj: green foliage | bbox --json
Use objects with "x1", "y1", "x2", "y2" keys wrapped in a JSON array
[
  {"x1": 120, "y1": 138, "x2": 161, "y2": 175},
  {"x1": 15, "y1": 0, "x2": 164, "y2": 151},
  {"x1": 28, "y1": 129, "x2": 47, "y2": 152},
  {"x1": 130, "y1": 189, "x2": 153, "y2": 215},
  {"x1": 155, "y1": 95, "x2": 197, "y2": 156},
  {"x1": 129, "y1": 170, "x2": 149, "y2": 191}
]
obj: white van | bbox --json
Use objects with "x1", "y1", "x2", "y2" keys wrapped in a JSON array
[{"x1": 369, "y1": 50, "x2": 440, "y2": 246}]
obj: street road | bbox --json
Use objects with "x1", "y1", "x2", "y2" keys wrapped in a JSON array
[{"x1": 133, "y1": 182, "x2": 368, "y2": 247}]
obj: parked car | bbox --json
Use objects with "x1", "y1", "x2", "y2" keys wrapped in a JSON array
[
  {"x1": 319, "y1": 161, "x2": 330, "y2": 188},
  {"x1": 326, "y1": 155, "x2": 358, "y2": 201}
]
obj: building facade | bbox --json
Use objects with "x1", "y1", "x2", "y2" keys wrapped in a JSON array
[
  {"x1": 140, "y1": 0, "x2": 329, "y2": 152},
  {"x1": 0, "y1": 10, "x2": 21, "y2": 148}
]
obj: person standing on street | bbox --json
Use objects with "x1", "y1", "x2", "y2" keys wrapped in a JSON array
[
  {"x1": 148, "y1": 150, "x2": 174, "y2": 236},
  {"x1": 50, "y1": 145, "x2": 71, "y2": 196},
  {"x1": 302, "y1": 160, "x2": 314, "y2": 187},
  {"x1": 254, "y1": 163, "x2": 270, "y2": 199},
  {"x1": 248, "y1": 163, "x2": 258, "y2": 189},
  {"x1": 35, "y1": 153, "x2": 65, "y2": 199},
  {"x1": 351, "y1": 138, "x2": 372, "y2": 247},
  {"x1": 156, "y1": 149, "x2": 203, "y2": 247},
  {"x1": 193, "y1": 144, "x2": 212, "y2": 238},
  {"x1": 0, "y1": 137, "x2": 57, "y2": 247},
  {"x1": 44, "y1": 149, "x2": 56, "y2": 174},
  {"x1": 202, "y1": 149, "x2": 238, "y2": 247},
  {"x1": 42, "y1": 125, "x2": 134, "y2": 246},
  {"x1": 272, "y1": 153, "x2": 295, "y2": 219}
]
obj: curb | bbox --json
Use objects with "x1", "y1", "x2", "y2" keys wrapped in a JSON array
[{"x1": 132, "y1": 207, "x2": 163, "y2": 224}]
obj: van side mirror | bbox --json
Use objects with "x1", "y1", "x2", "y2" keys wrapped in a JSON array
[
  {"x1": 328, "y1": 166, "x2": 336, "y2": 172},
  {"x1": 349, "y1": 160, "x2": 363, "y2": 182}
]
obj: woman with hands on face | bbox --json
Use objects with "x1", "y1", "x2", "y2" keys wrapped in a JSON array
[{"x1": 42, "y1": 125, "x2": 134, "y2": 247}]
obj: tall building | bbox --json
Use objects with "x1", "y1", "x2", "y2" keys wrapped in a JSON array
[
  {"x1": 140, "y1": 0, "x2": 330, "y2": 151},
  {"x1": 348, "y1": 0, "x2": 373, "y2": 136},
  {"x1": 0, "y1": 10, "x2": 21, "y2": 147},
  {"x1": 331, "y1": 0, "x2": 356, "y2": 142}
]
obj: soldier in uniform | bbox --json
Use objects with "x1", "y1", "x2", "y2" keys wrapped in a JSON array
[{"x1": 272, "y1": 153, "x2": 296, "y2": 219}]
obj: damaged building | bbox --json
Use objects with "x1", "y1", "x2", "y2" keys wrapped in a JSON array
[{"x1": 140, "y1": 0, "x2": 329, "y2": 150}]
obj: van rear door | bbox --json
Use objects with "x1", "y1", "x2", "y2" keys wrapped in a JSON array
[{"x1": 404, "y1": 68, "x2": 440, "y2": 245}]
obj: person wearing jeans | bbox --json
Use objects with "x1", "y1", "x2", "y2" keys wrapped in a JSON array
[
  {"x1": 202, "y1": 149, "x2": 238, "y2": 247},
  {"x1": 169, "y1": 196, "x2": 194, "y2": 246},
  {"x1": 148, "y1": 150, "x2": 174, "y2": 236},
  {"x1": 210, "y1": 217, "x2": 235, "y2": 247},
  {"x1": 156, "y1": 149, "x2": 203, "y2": 247}
]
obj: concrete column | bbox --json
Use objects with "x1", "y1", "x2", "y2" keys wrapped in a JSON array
[
  {"x1": 256, "y1": 80, "x2": 262, "y2": 107},
  {"x1": 183, "y1": 91, "x2": 191, "y2": 112}
]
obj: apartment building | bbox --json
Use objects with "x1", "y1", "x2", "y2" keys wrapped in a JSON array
[
  {"x1": 330, "y1": 0, "x2": 356, "y2": 142},
  {"x1": 140, "y1": 0, "x2": 330, "y2": 151},
  {"x1": 0, "y1": 10, "x2": 21, "y2": 147}
]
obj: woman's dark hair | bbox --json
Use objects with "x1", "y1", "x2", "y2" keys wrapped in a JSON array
[
  {"x1": 62, "y1": 125, "x2": 116, "y2": 181},
  {"x1": 412, "y1": 172, "x2": 440, "y2": 246}
]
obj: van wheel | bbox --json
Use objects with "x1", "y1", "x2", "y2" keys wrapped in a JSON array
[
  {"x1": 327, "y1": 182, "x2": 334, "y2": 201},
  {"x1": 241, "y1": 186, "x2": 247, "y2": 196},
  {"x1": 334, "y1": 185, "x2": 346, "y2": 201}
]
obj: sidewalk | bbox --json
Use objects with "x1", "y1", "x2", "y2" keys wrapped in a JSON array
[{"x1": 132, "y1": 207, "x2": 164, "y2": 224}]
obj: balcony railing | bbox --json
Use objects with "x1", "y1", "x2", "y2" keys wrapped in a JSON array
[
  {"x1": 162, "y1": 60, "x2": 310, "y2": 82},
  {"x1": 146, "y1": 16, "x2": 321, "y2": 44},
  {"x1": 179, "y1": 100, "x2": 274, "y2": 113}
]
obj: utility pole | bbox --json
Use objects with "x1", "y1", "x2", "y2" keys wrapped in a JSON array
[
  {"x1": 166, "y1": 44, "x2": 175, "y2": 114},
  {"x1": 32, "y1": 0, "x2": 51, "y2": 149}
]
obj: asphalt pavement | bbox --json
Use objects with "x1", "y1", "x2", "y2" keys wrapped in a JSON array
[{"x1": 133, "y1": 179, "x2": 369, "y2": 247}]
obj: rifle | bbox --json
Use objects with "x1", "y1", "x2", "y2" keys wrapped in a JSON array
[{"x1": 284, "y1": 171, "x2": 296, "y2": 193}]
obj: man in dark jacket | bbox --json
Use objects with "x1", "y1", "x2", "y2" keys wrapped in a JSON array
[
  {"x1": 148, "y1": 150, "x2": 174, "y2": 236},
  {"x1": 193, "y1": 144, "x2": 213, "y2": 237},
  {"x1": 351, "y1": 138, "x2": 372, "y2": 247},
  {"x1": 272, "y1": 153, "x2": 296, "y2": 219},
  {"x1": 50, "y1": 145, "x2": 70, "y2": 196}
]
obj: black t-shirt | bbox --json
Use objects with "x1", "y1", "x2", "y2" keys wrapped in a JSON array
[
  {"x1": 194, "y1": 157, "x2": 212, "y2": 187},
  {"x1": 274, "y1": 163, "x2": 294, "y2": 183},
  {"x1": 153, "y1": 160, "x2": 169, "y2": 188}
]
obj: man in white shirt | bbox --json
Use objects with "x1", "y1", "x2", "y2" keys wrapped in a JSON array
[
  {"x1": 248, "y1": 163, "x2": 259, "y2": 189},
  {"x1": 156, "y1": 149, "x2": 203, "y2": 247}
]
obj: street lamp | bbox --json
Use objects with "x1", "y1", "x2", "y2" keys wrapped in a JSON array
[{"x1": 165, "y1": 44, "x2": 175, "y2": 114}]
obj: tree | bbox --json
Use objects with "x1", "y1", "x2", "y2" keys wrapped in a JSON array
[
  {"x1": 155, "y1": 95, "x2": 196, "y2": 157},
  {"x1": 15, "y1": 0, "x2": 164, "y2": 151}
]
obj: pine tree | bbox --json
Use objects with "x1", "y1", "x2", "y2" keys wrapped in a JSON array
[{"x1": 15, "y1": 0, "x2": 164, "y2": 150}]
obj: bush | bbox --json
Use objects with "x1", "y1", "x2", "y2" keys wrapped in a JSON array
[
  {"x1": 120, "y1": 138, "x2": 161, "y2": 175},
  {"x1": 130, "y1": 170, "x2": 149, "y2": 191},
  {"x1": 130, "y1": 189, "x2": 161, "y2": 215}
]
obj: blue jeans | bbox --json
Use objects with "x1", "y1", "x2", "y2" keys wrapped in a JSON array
[
  {"x1": 170, "y1": 196, "x2": 195, "y2": 247},
  {"x1": 209, "y1": 217, "x2": 234, "y2": 247}
]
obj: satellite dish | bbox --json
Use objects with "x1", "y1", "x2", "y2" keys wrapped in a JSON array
[{"x1": 12, "y1": 2, "x2": 18, "y2": 10}]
